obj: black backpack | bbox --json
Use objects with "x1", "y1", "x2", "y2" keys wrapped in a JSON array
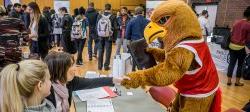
[
  {"x1": 242, "y1": 54, "x2": 250, "y2": 80},
  {"x1": 212, "y1": 26, "x2": 231, "y2": 50}
]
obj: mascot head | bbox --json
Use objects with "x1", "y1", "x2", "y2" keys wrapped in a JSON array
[{"x1": 144, "y1": 0, "x2": 202, "y2": 51}]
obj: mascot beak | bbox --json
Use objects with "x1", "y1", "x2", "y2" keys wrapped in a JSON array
[{"x1": 144, "y1": 22, "x2": 166, "y2": 44}]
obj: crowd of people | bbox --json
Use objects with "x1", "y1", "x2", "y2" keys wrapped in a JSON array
[
  {"x1": 0, "y1": 1, "x2": 250, "y2": 111},
  {"x1": 0, "y1": 2, "x2": 149, "y2": 68}
]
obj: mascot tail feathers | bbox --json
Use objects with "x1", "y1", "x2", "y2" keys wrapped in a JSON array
[{"x1": 210, "y1": 87, "x2": 222, "y2": 112}]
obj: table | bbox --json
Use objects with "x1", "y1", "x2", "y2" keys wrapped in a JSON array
[{"x1": 73, "y1": 86, "x2": 165, "y2": 112}]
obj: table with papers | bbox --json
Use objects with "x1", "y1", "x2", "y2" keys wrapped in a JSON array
[{"x1": 73, "y1": 86, "x2": 165, "y2": 112}]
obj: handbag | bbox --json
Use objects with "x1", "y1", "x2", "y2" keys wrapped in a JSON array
[
  {"x1": 112, "y1": 53, "x2": 133, "y2": 77},
  {"x1": 127, "y1": 39, "x2": 157, "y2": 70}
]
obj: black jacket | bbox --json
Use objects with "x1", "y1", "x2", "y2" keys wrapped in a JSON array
[
  {"x1": 9, "y1": 10, "x2": 21, "y2": 18},
  {"x1": 117, "y1": 14, "x2": 131, "y2": 39},
  {"x1": 21, "y1": 12, "x2": 30, "y2": 29},
  {"x1": 46, "y1": 76, "x2": 114, "y2": 107},
  {"x1": 86, "y1": 8, "x2": 99, "y2": 30},
  {"x1": 60, "y1": 14, "x2": 75, "y2": 54},
  {"x1": 38, "y1": 16, "x2": 50, "y2": 59}
]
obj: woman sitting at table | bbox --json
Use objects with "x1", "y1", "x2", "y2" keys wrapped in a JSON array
[{"x1": 44, "y1": 51, "x2": 124, "y2": 112}]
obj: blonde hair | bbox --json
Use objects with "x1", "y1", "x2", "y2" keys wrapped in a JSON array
[
  {"x1": 0, "y1": 60, "x2": 49, "y2": 112},
  {"x1": 28, "y1": 2, "x2": 41, "y2": 32}
]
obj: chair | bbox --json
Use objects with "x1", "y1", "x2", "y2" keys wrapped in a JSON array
[{"x1": 149, "y1": 86, "x2": 177, "y2": 111}]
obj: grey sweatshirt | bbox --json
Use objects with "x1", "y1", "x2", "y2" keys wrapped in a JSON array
[{"x1": 24, "y1": 99, "x2": 56, "y2": 112}]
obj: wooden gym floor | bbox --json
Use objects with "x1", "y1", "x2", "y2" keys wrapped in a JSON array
[{"x1": 25, "y1": 44, "x2": 250, "y2": 111}]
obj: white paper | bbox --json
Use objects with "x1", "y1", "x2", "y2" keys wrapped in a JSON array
[
  {"x1": 85, "y1": 71, "x2": 99, "y2": 78},
  {"x1": 75, "y1": 87, "x2": 109, "y2": 101},
  {"x1": 127, "y1": 92, "x2": 133, "y2": 96},
  {"x1": 87, "y1": 99, "x2": 114, "y2": 112}
]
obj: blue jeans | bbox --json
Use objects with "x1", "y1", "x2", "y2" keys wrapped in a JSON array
[
  {"x1": 98, "y1": 37, "x2": 112, "y2": 69},
  {"x1": 88, "y1": 32, "x2": 99, "y2": 58},
  {"x1": 74, "y1": 38, "x2": 86, "y2": 62}
]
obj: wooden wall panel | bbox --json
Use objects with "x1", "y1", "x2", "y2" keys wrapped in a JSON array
[
  {"x1": 20, "y1": 0, "x2": 53, "y2": 12},
  {"x1": 0, "y1": 0, "x2": 3, "y2": 6},
  {"x1": 18, "y1": 0, "x2": 144, "y2": 14},
  {"x1": 69, "y1": 0, "x2": 88, "y2": 14},
  {"x1": 36, "y1": 0, "x2": 54, "y2": 10},
  {"x1": 121, "y1": 0, "x2": 145, "y2": 6}
]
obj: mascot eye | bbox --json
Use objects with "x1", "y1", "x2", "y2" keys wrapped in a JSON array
[{"x1": 158, "y1": 16, "x2": 170, "y2": 25}]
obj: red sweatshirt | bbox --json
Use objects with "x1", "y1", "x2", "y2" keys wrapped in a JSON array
[{"x1": 231, "y1": 19, "x2": 250, "y2": 46}]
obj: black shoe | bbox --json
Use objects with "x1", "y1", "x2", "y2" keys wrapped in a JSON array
[
  {"x1": 98, "y1": 67, "x2": 102, "y2": 70},
  {"x1": 227, "y1": 82, "x2": 232, "y2": 86},
  {"x1": 235, "y1": 83, "x2": 244, "y2": 86},
  {"x1": 89, "y1": 58, "x2": 92, "y2": 61},
  {"x1": 104, "y1": 67, "x2": 110, "y2": 71}
]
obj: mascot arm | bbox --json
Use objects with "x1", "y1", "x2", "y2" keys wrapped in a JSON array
[
  {"x1": 121, "y1": 47, "x2": 194, "y2": 89},
  {"x1": 146, "y1": 48, "x2": 166, "y2": 62}
]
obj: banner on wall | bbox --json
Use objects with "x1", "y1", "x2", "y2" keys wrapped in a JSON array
[
  {"x1": 146, "y1": 0, "x2": 165, "y2": 19},
  {"x1": 54, "y1": 0, "x2": 70, "y2": 13},
  {"x1": 4, "y1": 0, "x2": 20, "y2": 7}
]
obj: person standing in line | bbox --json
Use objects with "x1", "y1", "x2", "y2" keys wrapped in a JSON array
[
  {"x1": 27, "y1": 2, "x2": 50, "y2": 60},
  {"x1": 227, "y1": 6, "x2": 250, "y2": 86},
  {"x1": 198, "y1": 10, "x2": 211, "y2": 42},
  {"x1": 72, "y1": 8, "x2": 79, "y2": 20},
  {"x1": 125, "y1": 6, "x2": 149, "y2": 71},
  {"x1": 97, "y1": 3, "x2": 117, "y2": 71},
  {"x1": 115, "y1": 7, "x2": 131, "y2": 55},
  {"x1": 9, "y1": 3, "x2": 21, "y2": 18},
  {"x1": 71, "y1": 7, "x2": 89, "y2": 65},
  {"x1": 20, "y1": 4, "x2": 30, "y2": 29},
  {"x1": 59, "y1": 7, "x2": 75, "y2": 54},
  {"x1": 51, "y1": 9, "x2": 63, "y2": 50},
  {"x1": 43, "y1": 7, "x2": 53, "y2": 49},
  {"x1": 86, "y1": 2, "x2": 99, "y2": 61}
]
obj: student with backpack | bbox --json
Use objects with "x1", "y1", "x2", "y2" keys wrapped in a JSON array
[
  {"x1": 86, "y1": 2, "x2": 99, "y2": 61},
  {"x1": 60, "y1": 7, "x2": 75, "y2": 54},
  {"x1": 227, "y1": 6, "x2": 250, "y2": 86},
  {"x1": 97, "y1": 3, "x2": 117, "y2": 71},
  {"x1": 51, "y1": 10, "x2": 62, "y2": 49},
  {"x1": 71, "y1": 7, "x2": 89, "y2": 65}
]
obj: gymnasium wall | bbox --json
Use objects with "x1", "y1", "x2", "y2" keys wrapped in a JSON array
[
  {"x1": 0, "y1": 0, "x2": 3, "y2": 6},
  {"x1": 18, "y1": 0, "x2": 145, "y2": 14}
]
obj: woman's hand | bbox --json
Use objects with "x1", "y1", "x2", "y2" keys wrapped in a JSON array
[{"x1": 112, "y1": 76, "x2": 131, "y2": 84}]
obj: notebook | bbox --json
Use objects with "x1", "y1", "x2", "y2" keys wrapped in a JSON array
[{"x1": 127, "y1": 39, "x2": 157, "y2": 70}]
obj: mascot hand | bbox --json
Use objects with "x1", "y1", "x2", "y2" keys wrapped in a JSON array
[
  {"x1": 121, "y1": 72, "x2": 148, "y2": 89},
  {"x1": 146, "y1": 48, "x2": 165, "y2": 62}
]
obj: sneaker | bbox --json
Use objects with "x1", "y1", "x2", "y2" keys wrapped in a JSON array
[{"x1": 235, "y1": 83, "x2": 244, "y2": 86}]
